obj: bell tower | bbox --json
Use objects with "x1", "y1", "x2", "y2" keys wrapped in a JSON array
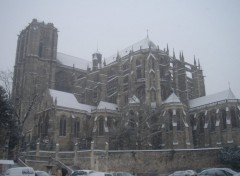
[{"x1": 12, "y1": 19, "x2": 58, "y2": 135}]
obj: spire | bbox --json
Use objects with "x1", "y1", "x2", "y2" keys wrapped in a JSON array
[
  {"x1": 194, "y1": 55, "x2": 196, "y2": 66},
  {"x1": 173, "y1": 48, "x2": 176, "y2": 59},
  {"x1": 166, "y1": 44, "x2": 169, "y2": 55},
  {"x1": 103, "y1": 59, "x2": 106, "y2": 66},
  {"x1": 181, "y1": 51, "x2": 185, "y2": 62},
  {"x1": 147, "y1": 29, "x2": 149, "y2": 38},
  {"x1": 116, "y1": 51, "x2": 121, "y2": 61},
  {"x1": 179, "y1": 51, "x2": 182, "y2": 61},
  {"x1": 198, "y1": 59, "x2": 201, "y2": 69}
]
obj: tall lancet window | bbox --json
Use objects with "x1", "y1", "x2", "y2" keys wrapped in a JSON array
[
  {"x1": 39, "y1": 42, "x2": 43, "y2": 58},
  {"x1": 98, "y1": 117, "x2": 104, "y2": 136},
  {"x1": 74, "y1": 120, "x2": 80, "y2": 138},
  {"x1": 60, "y1": 117, "x2": 66, "y2": 136}
]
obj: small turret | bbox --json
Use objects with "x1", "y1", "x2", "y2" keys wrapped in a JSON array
[
  {"x1": 92, "y1": 51, "x2": 102, "y2": 71},
  {"x1": 194, "y1": 55, "x2": 196, "y2": 66}
]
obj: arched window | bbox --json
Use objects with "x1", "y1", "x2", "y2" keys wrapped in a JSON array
[
  {"x1": 210, "y1": 112, "x2": 216, "y2": 132},
  {"x1": 59, "y1": 117, "x2": 67, "y2": 136},
  {"x1": 55, "y1": 71, "x2": 72, "y2": 92},
  {"x1": 38, "y1": 42, "x2": 43, "y2": 58},
  {"x1": 221, "y1": 109, "x2": 227, "y2": 130},
  {"x1": 231, "y1": 108, "x2": 238, "y2": 128},
  {"x1": 167, "y1": 110, "x2": 173, "y2": 131},
  {"x1": 190, "y1": 114, "x2": 195, "y2": 128},
  {"x1": 177, "y1": 110, "x2": 183, "y2": 131},
  {"x1": 74, "y1": 120, "x2": 80, "y2": 138},
  {"x1": 98, "y1": 117, "x2": 104, "y2": 136},
  {"x1": 136, "y1": 86, "x2": 145, "y2": 102},
  {"x1": 199, "y1": 114, "x2": 205, "y2": 133},
  {"x1": 149, "y1": 57, "x2": 155, "y2": 70},
  {"x1": 137, "y1": 68, "x2": 142, "y2": 79},
  {"x1": 149, "y1": 72, "x2": 155, "y2": 87}
]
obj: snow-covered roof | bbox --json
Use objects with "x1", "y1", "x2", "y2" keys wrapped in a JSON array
[
  {"x1": 163, "y1": 92, "x2": 181, "y2": 104},
  {"x1": 57, "y1": 52, "x2": 92, "y2": 70},
  {"x1": 0, "y1": 160, "x2": 14, "y2": 165},
  {"x1": 189, "y1": 89, "x2": 236, "y2": 108},
  {"x1": 106, "y1": 37, "x2": 157, "y2": 64},
  {"x1": 97, "y1": 101, "x2": 118, "y2": 111},
  {"x1": 49, "y1": 89, "x2": 94, "y2": 113},
  {"x1": 129, "y1": 95, "x2": 140, "y2": 104}
]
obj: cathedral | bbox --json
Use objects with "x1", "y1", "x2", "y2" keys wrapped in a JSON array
[{"x1": 12, "y1": 19, "x2": 240, "y2": 151}]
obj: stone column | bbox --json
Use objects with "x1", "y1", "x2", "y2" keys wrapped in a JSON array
[
  {"x1": 226, "y1": 107, "x2": 233, "y2": 143},
  {"x1": 91, "y1": 141, "x2": 95, "y2": 170},
  {"x1": 183, "y1": 113, "x2": 191, "y2": 148},
  {"x1": 204, "y1": 110, "x2": 210, "y2": 147},
  {"x1": 155, "y1": 61, "x2": 162, "y2": 107},
  {"x1": 74, "y1": 143, "x2": 78, "y2": 166},
  {"x1": 172, "y1": 109, "x2": 178, "y2": 148},
  {"x1": 160, "y1": 111, "x2": 166, "y2": 148},
  {"x1": 215, "y1": 109, "x2": 222, "y2": 146},
  {"x1": 55, "y1": 143, "x2": 59, "y2": 161},
  {"x1": 145, "y1": 55, "x2": 150, "y2": 107},
  {"x1": 36, "y1": 142, "x2": 40, "y2": 157},
  {"x1": 105, "y1": 142, "x2": 109, "y2": 172}
]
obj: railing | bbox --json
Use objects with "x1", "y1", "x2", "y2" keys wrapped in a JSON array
[
  {"x1": 18, "y1": 157, "x2": 29, "y2": 167},
  {"x1": 53, "y1": 158, "x2": 73, "y2": 173}
]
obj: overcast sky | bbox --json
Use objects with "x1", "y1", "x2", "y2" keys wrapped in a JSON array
[{"x1": 0, "y1": 0, "x2": 239, "y2": 98}]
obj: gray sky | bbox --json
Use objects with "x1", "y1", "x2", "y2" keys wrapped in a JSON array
[{"x1": 0, "y1": 0, "x2": 239, "y2": 98}]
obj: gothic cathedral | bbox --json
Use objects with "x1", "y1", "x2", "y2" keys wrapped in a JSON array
[{"x1": 12, "y1": 19, "x2": 240, "y2": 151}]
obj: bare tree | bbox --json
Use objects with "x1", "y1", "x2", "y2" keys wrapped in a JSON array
[
  {"x1": 0, "y1": 69, "x2": 40, "y2": 155},
  {"x1": 0, "y1": 70, "x2": 13, "y2": 98}
]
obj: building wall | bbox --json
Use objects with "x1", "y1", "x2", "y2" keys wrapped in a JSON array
[{"x1": 25, "y1": 148, "x2": 223, "y2": 175}]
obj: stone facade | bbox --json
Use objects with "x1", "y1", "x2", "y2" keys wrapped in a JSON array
[{"x1": 12, "y1": 19, "x2": 240, "y2": 151}]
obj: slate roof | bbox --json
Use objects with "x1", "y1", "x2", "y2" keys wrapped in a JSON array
[
  {"x1": 97, "y1": 101, "x2": 118, "y2": 111},
  {"x1": 49, "y1": 89, "x2": 94, "y2": 113},
  {"x1": 189, "y1": 89, "x2": 236, "y2": 108},
  {"x1": 106, "y1": 37, "x2": 158, "y2": 64},
  {"x1": 163, "y1": 92, "x2": 182, "y2": 104},
  {"x1": 57, "y1": 52, "x2": 91, "y2": 70}
]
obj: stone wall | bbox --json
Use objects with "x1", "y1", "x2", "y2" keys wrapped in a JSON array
[
  {"x1": 80, "y1": 148, "x2": 223, "y2": 174},
  {"x1": 25, "y1": 148, "x2": 223, "y2": 175},
  {"x1": 106, "y1": 148, "x2": 222, "y2": 174}
]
